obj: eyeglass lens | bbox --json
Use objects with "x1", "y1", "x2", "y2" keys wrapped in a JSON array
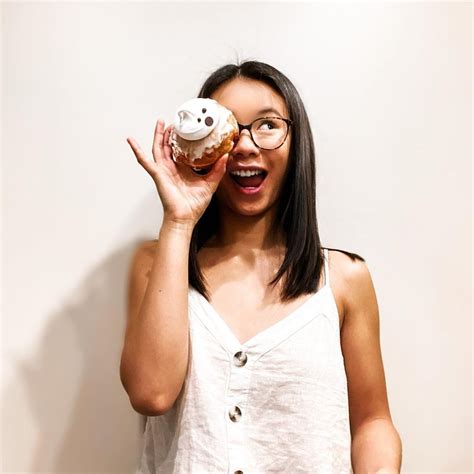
[{"x1": 235, "y1": 117, "x2": 289, "y2": 150}]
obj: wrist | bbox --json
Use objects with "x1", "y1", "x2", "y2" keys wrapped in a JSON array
[{"x1": 160, "y1": 218, "x2": 195, "y2": 237}]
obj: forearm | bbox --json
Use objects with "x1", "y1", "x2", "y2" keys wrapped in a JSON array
[{"x1": 351, "y1": 418, "x2": 402, "y2": 473}]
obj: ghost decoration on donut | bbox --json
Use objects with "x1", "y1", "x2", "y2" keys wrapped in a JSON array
[{"x1": 168, "y1": 98, "x2": 239, "y2": 170}]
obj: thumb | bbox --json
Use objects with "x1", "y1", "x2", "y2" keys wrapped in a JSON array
[{"x1": 205, "y1": 153, "x2": 229, "y2": 186}]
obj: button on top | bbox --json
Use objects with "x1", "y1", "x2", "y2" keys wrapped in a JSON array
[
  {"x1": 233, "y1": 350, "x2": 248, "y2": 367},
  {"x1": 234, "y1": 471, "x2": 244, "y2": 474},
  {"x1": 228, "y1": 405, "x2": 242, "y2": 422}
]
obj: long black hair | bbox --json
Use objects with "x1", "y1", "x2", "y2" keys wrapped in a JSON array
[{"x1": 188, "y1": 60, "x2": 364, "y2": 302}]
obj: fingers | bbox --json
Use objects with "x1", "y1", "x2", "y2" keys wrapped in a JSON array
[
  {"x1": 203, "y1": 154, "x2": 229, "y2": 188},
  {"x1": 163, "y1": 124, "x2": 174, "y2": 161},
  {"x1": 126, "y1": 136, "x2": 146, "y2": 165},
  {"x1": 152, "y1": 118, "x2": 173, "y2": 163},
  {"x1": 126, "y1": 136, "x2": 156, "y2": 176}
]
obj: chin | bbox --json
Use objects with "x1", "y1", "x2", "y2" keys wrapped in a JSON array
[
  {"x1": 228, "y1": 201, "x2": 273, "y2": 217},
  {"x1": 235, "y1": 208, "x2": 265, "y2": 216}
]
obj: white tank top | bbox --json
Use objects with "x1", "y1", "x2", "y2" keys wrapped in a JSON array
[{"x1": 137, "y1": 248, "x2": 352, "y2": 473}]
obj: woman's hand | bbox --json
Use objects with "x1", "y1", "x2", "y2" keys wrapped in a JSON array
[{"x1": 126, "y1": 118, "x2": 229, "y2": 227}]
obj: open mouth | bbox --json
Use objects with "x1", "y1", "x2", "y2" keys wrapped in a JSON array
[
  {"x1": 228, "y1": 171, "x2": 268, "y2": 195},
  {"x1": 230, "y1": 171, "x2": 267, "y2": 188}
]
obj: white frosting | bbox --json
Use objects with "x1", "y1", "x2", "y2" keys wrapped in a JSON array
[
  {"x1": 173, "y1": 98, "x2": 220, "y2": 140},
  {"x1": 169, "y1": 99, "x2": 237, "y2": 163}
]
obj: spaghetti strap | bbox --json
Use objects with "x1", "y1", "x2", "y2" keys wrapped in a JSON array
[{"x1": 323, "y1": 248, "x2": 330, "y2": 287}]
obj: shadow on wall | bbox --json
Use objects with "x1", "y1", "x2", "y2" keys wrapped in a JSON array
[{"x1": 3, "y1": 241, "x2": 147, "y2": 471}]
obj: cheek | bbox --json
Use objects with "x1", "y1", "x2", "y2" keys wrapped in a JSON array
[{"x1": 271, "y1": 149, "x2": 290, "y2": 180}]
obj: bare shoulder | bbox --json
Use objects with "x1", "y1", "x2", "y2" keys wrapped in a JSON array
[
  {"x1": 128, "y1": 239, "x2": 160, "y2": 279},
  {"x1": 126, "y1": 239, "x2": 160, "y2": 323},
  {"x1": 136, "y1": 238, "x2": 159, "y2": 253},
  {"x1": 134, "y1": 238, "x2": 159, "y2": 257},
  {"x1": 326, "y1": 247, "x2": 369, "y2": 328}
]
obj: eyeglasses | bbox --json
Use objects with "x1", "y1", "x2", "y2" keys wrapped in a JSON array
[{"x1": 235, "y1": 116, "x2": 293, "y2": 150}]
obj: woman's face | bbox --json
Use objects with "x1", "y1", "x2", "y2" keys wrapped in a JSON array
[{"x1": 210, "y1": 78, "x2": 291, "y2": 217}]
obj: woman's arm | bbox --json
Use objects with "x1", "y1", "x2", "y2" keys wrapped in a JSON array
[
  {"x1": 339, "y1": 256, "x2": 403, "y2": 472},
  {"x1": 351, "y1": 417, "x2": 402, "y2": 473},
  {"x1": 120, "y1": 220, "x2": 194, "y2": 416},
  {"x1": 121, "y1": 120, "x2": 228, "y2": 417}
]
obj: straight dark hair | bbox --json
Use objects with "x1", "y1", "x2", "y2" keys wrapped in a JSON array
[{"x1": 188, "y1": 60, "x2": 364, "y2": 302}]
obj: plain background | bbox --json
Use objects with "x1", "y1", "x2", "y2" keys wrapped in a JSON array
[{"x1": 2, "y1": 1, "x2": 472, "y2": 472}]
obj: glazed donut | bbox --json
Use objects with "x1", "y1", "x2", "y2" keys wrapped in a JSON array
[{"x1": 168, "y1": 98, "x2": 239, "y2": 170}]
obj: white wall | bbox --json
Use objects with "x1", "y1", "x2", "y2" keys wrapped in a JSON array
[{"x1": 2, "y1": 1, "x2": 471, "y2": 472}]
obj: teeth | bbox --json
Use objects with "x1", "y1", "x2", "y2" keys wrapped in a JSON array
[{"x1": 230, "y1": 170, "x2": 264, "y2": 177}]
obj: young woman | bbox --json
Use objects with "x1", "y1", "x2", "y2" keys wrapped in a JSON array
[{"x1": 121, "y1": 61, "x2": 402, "y2": 473}]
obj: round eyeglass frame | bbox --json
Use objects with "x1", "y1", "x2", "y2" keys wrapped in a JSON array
[{"x1": 235, "y1": 116, "x2": 293, "y2": 150}]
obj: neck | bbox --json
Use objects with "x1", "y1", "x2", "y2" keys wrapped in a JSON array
[{"x1": 211, "y1": 208, "x2": 286, "y2": 256}]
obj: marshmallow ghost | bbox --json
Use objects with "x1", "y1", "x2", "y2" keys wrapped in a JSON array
[{"x1": 173, "y1": 98, "x2": 220, "y2": 141}]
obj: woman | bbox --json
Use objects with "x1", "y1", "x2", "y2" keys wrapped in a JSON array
[{"x1": 121, "y1": 61, "x2": 402, "y2": 473}]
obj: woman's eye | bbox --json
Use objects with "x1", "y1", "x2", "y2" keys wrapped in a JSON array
[{"x1": 258, "y1": 120, "x2": 274, "y2": 130}]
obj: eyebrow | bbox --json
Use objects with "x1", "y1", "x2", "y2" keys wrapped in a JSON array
[{"x1": 255, "y1": 107, "x2": 284, "y2": 117}]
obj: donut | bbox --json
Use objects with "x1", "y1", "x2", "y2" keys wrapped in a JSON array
[{"x1": 168, "y1": 98, "x2": 239, "y2": 170}]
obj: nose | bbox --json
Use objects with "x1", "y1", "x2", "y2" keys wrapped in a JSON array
[{"x1": 231, "y1": 129, "x2": 258, "y2": 157}]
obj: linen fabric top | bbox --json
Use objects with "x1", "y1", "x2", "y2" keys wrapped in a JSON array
[{"x1": 137, "y1": 248, "x2": 353, "y2": 473}]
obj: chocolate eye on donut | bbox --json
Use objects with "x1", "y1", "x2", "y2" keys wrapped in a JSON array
[
  {"x1": 205, "y1": 116, "x2": 214, "y2": 126},
  {"x1": 202, "y1": 108, "x2": 207, "y2": 113}
]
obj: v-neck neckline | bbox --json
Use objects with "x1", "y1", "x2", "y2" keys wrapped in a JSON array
[{"x1": 189, "y1": 283, "x2": 330, "y2": 351}]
